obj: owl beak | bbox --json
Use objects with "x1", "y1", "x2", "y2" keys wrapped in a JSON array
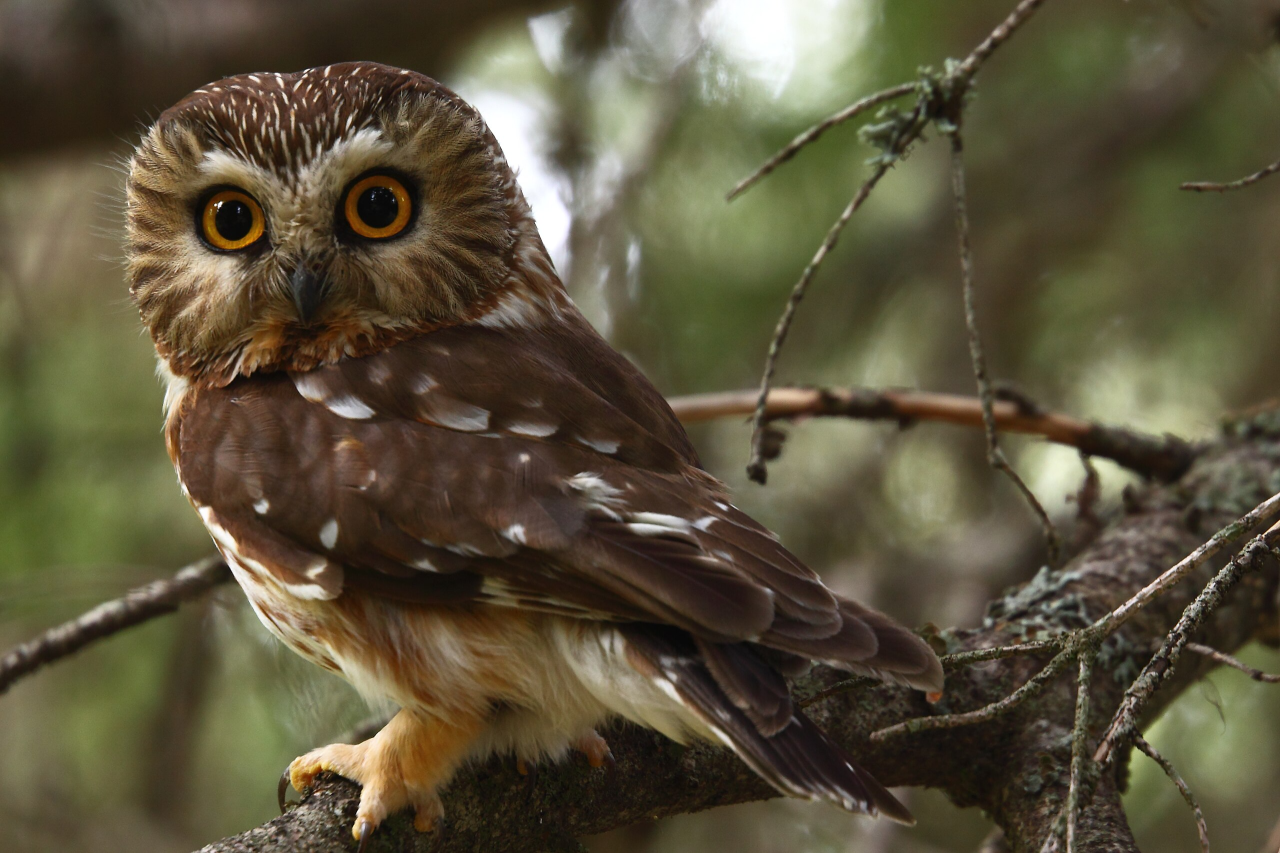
[{"x1": 289, "y1": 263, "x2": 329, "y2": 325}]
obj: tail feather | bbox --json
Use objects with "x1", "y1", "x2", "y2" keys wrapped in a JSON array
[{"x1": 621, "y1": 625, "x2": 914, "y2": 824}]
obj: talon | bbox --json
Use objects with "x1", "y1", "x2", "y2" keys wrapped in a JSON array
[
  {"x1": 354, "y1": 817, "x2": 374, "y2": 851},
  {"x1": 278, "y1": 769, "x2": 292, "y2": 813},
  {"x1": 926, "y1": 690, "x2": 943, "y2": 704},
  {"x1": 516, "y1": 757, "x2": 536, "y2": 777},
  {"x1": 574, "y1": 730, "x2": 614, "y2": 769}
]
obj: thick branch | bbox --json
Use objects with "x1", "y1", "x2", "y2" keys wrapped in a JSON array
[{"x1": 198, "y1": 414, "x2": 1280, "y2": 853}]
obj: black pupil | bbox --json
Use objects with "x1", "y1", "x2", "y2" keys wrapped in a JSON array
[
  {"x1": 357, "y1": 186, "x2": 399, "y2": 230},
  {"x1": 214, "y1": 198, "x2": 254, "y2": 242}
]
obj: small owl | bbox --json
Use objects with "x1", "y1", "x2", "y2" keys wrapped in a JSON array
[{"x1": 126, "y1": 62, "x2": 942, "y2": 846}]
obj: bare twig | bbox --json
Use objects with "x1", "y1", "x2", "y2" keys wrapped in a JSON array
[
  {"x1": 950, "y1": 0, "x2": 1053, "y2": 82},
  {"x1": 741, "y1": 0, "x2": 1059, "y2": 485},
  {"x1": 0, "y1": 556, "x2": 230, "y2": 695},
  {"x1": 669, "y1": 386, "x2": 1196, "y2": 481},
  {"x1": 870, "y1": 646, "x2": 1076, "y2": 741},
  {"x1": 1091, "y1": 500, "x2": 1280, "y2": 644},
  {"x1": 1133, "y1": 735, "x2": 1210, "y2": 853},
  {"x1": 1181, "y1": 157, "x2": 1280, "y2": 193},
  {"x1": 948, "y1": 127, "x2": 1060, "y2": 563},
  {"x1": 745, "y1": 159, "x2": 902, "y2": 484},
  {"x1": 1093, "y1": 520, "x2": 1280, "y2": 767},
  {"x1": 1185, "y1": 642, "x2": 1280, "y2": 683},
  {"x1": 726, "y1": 83, "x2": 919, "y2": 201},
  {"x1": 874, "y1": 491, "x2": 1280, "y2": 748},
  {"x1": 1065, "y1": 649, "x2": 1098, "y2": 853}
]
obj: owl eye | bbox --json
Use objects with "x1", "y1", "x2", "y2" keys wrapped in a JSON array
[
  {"x1": 343, "y1": 174, "x2": 412, "y2": 240},
  {"x1": 200, "y1": 189, "x2": 266, "y2": 252}
]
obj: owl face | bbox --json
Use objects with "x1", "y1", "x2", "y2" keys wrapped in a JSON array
[{"x1": 126, "y1": 63, "x2": 533, "y2": 386}]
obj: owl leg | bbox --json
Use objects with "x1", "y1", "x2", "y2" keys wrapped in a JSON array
[{"x1": 286, "y1": 707, "x2": 486, "y2": 844}]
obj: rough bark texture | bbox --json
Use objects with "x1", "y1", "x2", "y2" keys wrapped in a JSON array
[{"x1": 199, "y1": 412, "x2": 1280, "y2": 853}]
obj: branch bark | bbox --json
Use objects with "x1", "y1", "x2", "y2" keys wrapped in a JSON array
[{"x1": 198, "y1": 411, "x2": 1280, "y2": 853}]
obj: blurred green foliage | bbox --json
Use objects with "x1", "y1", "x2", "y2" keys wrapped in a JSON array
[{"x1": 2, "y1": 1, "x2": 1279, "y2": 851}]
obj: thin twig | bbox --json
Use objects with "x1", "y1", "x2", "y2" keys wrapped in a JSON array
[
  {"x1": 951, "y1": 0, "x2": 1054, "y2": 82},
  {"x1": 726, "y1": 83, "x2": 918, "y2": 201},
  {"x1": 0, "y1": 556, "x2": 230, "y2": 695},
  {"x1": 1185, "y1": 642, "x2": 1280, "y2": 683},
  {"x1": 1093, "y1": 520, "x2": 1280, "y2": 767},
  {"x1": 1133, "y1": 735, "x2": 1210, "y2": 853},
  {"x1": 669, "y1": 386, "x2": 1196, "y2": 481},
  {"x1": 873, "y1": 492, "x2": 1280, "y2": 747},
  {"x1": 949, "y1": 128, "x2": 1060, "y2": 562},
  {"x1": 742, "y1": 0, "x2": 1060, "y2": 485},
  {"x1": 1065, "y1": 648, "x2": 1097, "y2": 853},
  {"x1": 800, "y1": 638, "x2": 1062, "y2": 709},
  {"x1": 745, "y1": 158, "x2": 901, "y2": 484},
  {"x1": 1181, "y1": 157, "x2": 1280, "y2": 193},
  {"x1": 1090, "y1": 499, "x2": 1280, "y2": 644},
  {"x1": 870, "y1": 647, "x2": 1076, "y2": 741},
  {"x1": 942, "y1": 638, "x2": 1066, "y2": 668}
]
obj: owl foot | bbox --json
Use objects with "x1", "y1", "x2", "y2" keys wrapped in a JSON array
[
  {"x1": 283, "y1": 708, "x2": 484, "y2": 845},
  {"x1": 574, "y1": 730, "x2": 615, "y2": 769}
]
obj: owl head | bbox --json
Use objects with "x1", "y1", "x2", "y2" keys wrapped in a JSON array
[{"x1": 126, "y1": 62, "x2": 561, "y2": 387}]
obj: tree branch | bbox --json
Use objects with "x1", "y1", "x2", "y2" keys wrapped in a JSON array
[
  {"x1": 669, "y1": 386, "x2": 1196, "y2": 481},
  {"x1": 195, "y1": 411, "x2": 1280, "y2": 853},
  {"x1": 0, "y1": 556, "x2": 229, "y2": 695}
]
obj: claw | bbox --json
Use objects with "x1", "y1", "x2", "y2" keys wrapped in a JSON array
[
  {"x1": 354, "y1": 817, "x2": 374, "y2": 852},
  {"x1": 278, "y1": 769, "x2": 293, "y2": 813}
]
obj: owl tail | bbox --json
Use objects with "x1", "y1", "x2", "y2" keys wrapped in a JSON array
[{"x1": 620, "y1": 625, "x2": 915, "y2": 824}]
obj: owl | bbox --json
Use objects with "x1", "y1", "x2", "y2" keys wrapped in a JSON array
[{"x1": 125, "y1": 62, "x2": 943, "y2": 847}]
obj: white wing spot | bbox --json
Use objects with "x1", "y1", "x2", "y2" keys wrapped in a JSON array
[
  {"x1": 693, "y1": 515, "x2": 716, "y2": 531},
  {"x1": 628, "y1": 512, "x2": 692, "y2": 533},
  {"x1": 577, "y1": 436, "x2": 620, "y2": 454},
  {"x1": 319, "y1": 518, "x2": 339, "y2": 550},
  {"x1": 423, "y1": 398, "x2": 491, "y2": 432},
  {"x1": 503, "y1": 524, "x2": 528, "y2": 545},
  {"x1": 253, "y1": 498, "x2": 270, "y2": 515},
  {"x1": 507, "y1": 421, "x2": 557, "y2": 438},
  {"x1": 325, "y1": 395, "x2": 376, "y2": 420},
  {"x1": 411, "y1": 556, "x2": 439, "y2": 572}
]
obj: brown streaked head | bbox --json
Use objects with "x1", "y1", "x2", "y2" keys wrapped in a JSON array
[{"x1": 126, "y1": 62, "x2": 549, "y2": 387}]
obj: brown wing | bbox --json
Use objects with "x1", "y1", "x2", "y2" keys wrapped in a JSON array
[{"x1": 174, "y1": 312, "x2": 938, "y2": 677}]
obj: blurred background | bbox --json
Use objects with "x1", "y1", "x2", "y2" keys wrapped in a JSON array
[{"x1": 1, "y1": 0, "x2": 1279, "y2": 850}]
